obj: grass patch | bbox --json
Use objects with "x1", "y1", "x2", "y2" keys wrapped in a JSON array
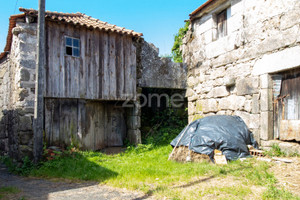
[
  {"x1": 263, "y1": 185, "x2": 300, "y2": 200},
  {"x1": 201, "y1": 185, "x2": 252, "y2": 199},
  {"x1": 263, "y1": 143, "x2": 300, "y2": 157},
  {"x1": 2, "y1": 108, "x2": 299, "y2": 199},
  {"x1": 0, "y1": 156, "x2": 34, "y2": 176},
  {"x1": 27, "y1": 145, "x2": 299, "y2": 199},
  {"x1": 0, "y1": 186, "x2": 20, "y2": 199},
  {"x1": 264, "y1": 144, "x2": 287, "y2": 157}
]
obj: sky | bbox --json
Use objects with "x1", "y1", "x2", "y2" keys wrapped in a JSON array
[{"x1": 0, "y1": 0, "x2": 206, "y2": 56}]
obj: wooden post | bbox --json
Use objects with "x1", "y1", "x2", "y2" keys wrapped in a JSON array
[{"x1": 34, "y1": 0, "x2": 45, "y2": 163}]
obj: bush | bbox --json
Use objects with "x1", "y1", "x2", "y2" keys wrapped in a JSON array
[{"x1": 141, "y1": 106, "x2": 187, "y2": 146}]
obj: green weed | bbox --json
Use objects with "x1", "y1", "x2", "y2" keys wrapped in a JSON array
[
  {"x1": 172, "y1": 21, "x2": 190, "y2": 62},
  {"x1": 263, "y1": 144, "x2": 287, "y2": 157},
  {"x1": 0, "y1": 186, "x2": 20, "y2": 199},
  {"x1": 263, "y1": 185, "x2": 300, "y2": 200},
  {"x1": 0, "y1": 156, "x2": 34, "y2": 176},
  {"x1": 27, "y1": 145, "x2": 298, "y2": 199},
  {"x1": 141, "y1": 103, "x2": 187, "y2": 146}
]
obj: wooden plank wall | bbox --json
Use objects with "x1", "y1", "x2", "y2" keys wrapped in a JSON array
[
  {"x1": 45, "y1": 99, "x2": 126, "y2": 150},
  {"x1": 274, "y1": 69, "x2": 300, "y2": 141},
  {"x1": 278, "y1": 70, "x2": 300, "y2": 120},
  {"x1": 45, "y1": 21, "x2": 137, "y2": 100}
]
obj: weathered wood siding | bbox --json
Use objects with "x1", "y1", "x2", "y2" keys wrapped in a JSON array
[
  {"x1": 45, "y1": 21, "x2": 137, "y2": 100},
  {"x1": 274, "y1": 69, "x2": 300, "y2": 141},
  {"x1": 45, "y1": 99, "x2": 126, "y2": 150}
]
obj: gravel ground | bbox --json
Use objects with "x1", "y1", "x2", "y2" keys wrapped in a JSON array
[{"x1": 0, "y1": 164, "x2": 154, "y2": 200}]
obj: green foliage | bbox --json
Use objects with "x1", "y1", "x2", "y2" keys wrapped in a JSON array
[
  {"x1": 126, "y1": 144, "x2": 154, "y2": 154},
  {"x1": 28, "y1": 147, "x2": 298, "y2": 199},
  {"x1": 0, "y1": 186, "x2": 20, "y2": 199},
  {"x1": 0, "y1": 156, "x2": 34, "y2": 176},
  {"x1": 0, "y1": 187, "x2": 19, "y2": 194},
  {"x1": 263, "y1": 144, "x2": 287, "y2": 157},
  {"x1": 31, "y1": 150, "x2": 118, "y2": 181},
  {"x1": 141, "y1": 106, "x2": 187, "y2": 146},
  {"x1": 171, "y1": 21, "x2": 190, "y2": 63},
  {"x1": 263, "y1": 185, "x2": 300, "y2": 200},
  {"x1": 160, "y1": 54, "x2": 172, "y2": 59}
]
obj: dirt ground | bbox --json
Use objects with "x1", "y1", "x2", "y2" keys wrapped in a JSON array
[
  {"x1": 169, "y1": 157, "x2": 300, "y2": 199},
  {"x1": 269, "y1": 157, "x2": 300, "y2": 197},
  {"x1": 169, "y1": 146, "x2": 211, "y2": 162},
  {"x1": 0, "y1": 164, "x2": 154, "y2": 200}
]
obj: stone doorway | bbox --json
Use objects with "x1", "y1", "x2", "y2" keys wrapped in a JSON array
[{"x1": 273, "y1": 69, "x2": 300, "y2": 142}]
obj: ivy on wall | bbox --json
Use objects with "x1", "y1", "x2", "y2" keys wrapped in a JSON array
[{"x1": 171, "y1": 21, "x2": 190, "y2": 63}]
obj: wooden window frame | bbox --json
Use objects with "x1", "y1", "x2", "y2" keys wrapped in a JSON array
[
  {"x1": 65, "y1": 36, "x2": 80, "y2": 58},
  {"x1": 217, "y1": 9, "x2": 227, "y2": 39},
  {"x1": 212, "y1": 6, "x2": 230, "y2": 41}
]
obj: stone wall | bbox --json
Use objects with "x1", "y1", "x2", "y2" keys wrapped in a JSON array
[
  {"x1": 0, "y1": 19, "x2": 37, "y2": 160},
  {"x1": 137, "y1": 39, "x2": 187, "y2": 89},
  {"x1": 182, "y1": 0, "x2": 300, "y2": 144},
  {"x1": 126, "y1": 88, "x2": 142, "y2": 145}
]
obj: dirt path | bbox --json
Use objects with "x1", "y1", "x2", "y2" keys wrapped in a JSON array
[{"x1": 0, "y1": 164, "x2": 153, "y2": 200}]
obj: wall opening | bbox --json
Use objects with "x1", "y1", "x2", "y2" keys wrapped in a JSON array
[
  {"x1": 273, "y1": 68, "x2": 300, "y2": 143},
  {"x1": 140, "y1": 88, "x2": 187, "y2": 145}
]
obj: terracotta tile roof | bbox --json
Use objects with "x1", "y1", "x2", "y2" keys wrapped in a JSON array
[
  {"x1": 189, "y1": 0, "x2": 216, "y2": 20},
  {"x1": 0, "y1": 13, "x2": 25, "y2": 60},
  {"x1": 0, "y1": 8, "x2": 143, "y2": 61},
  {"x1": 19, "y1": 8, "x2": 143, "y2": 37}
]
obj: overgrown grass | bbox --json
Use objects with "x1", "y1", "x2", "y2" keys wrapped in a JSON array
[
  {"x1": 2, "y1": 145, "x2": 299, "y2": 199},
  {"x1": 25, "y1": 145, "x2": 297, "y2": 199},
  {"x1": 263, "y1": 143, "x2": 300, "y2": 157},
  {"x1": 1, "y1": 108, "x2": 299, "y2": 199},
  {"x1": 263, "y1": 185, "x2": 300, "y2": 200},
  {"x1": 0, "y1": 156, "x2": 34, "y2": 176},
  {"x1": 263, "y1": 144, "x2": 287, "y2": 157},
  {"x1": 0, "y1": 186, "x2": 20, "y2": 199}
]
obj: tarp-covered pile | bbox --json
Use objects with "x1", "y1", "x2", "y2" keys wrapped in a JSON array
[{"x1": 170, "y1": 115, "x2": 258, "y2": 161}]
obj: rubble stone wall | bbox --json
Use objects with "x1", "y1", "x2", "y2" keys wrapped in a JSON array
[
  {"x1": 182, "y1": 0, "x2": 300, "y2": 144},
  {"x1": 126, "y1": 89, "x2": 142, "y2": 145},
  {"x1": 137, "y1": 39, "x2": 187, "y2": 89},
  {"x1": 0, "y1": 20, "x2": 37, "y2": 160}
]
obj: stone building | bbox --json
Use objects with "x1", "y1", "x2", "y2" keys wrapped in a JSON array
[
  {"x1": 182, "y1": 0, "x2": 300, "y2": 150},
  {"x1": 0, "y1": 8, "x2": 186, "y2": 160}
]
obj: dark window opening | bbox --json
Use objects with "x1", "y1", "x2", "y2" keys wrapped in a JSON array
[
  {"x1": 65, "y1": 36, "x2": 80, "y2": 57},
  {"x1": 66, "y1": 46, "x2": 72, "y2": 56}
]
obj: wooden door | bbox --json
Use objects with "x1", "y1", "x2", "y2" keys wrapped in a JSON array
[
  {"x1": 106, "y1": 106, "x2": 126, "y2": 146},
  {"x1": 45, "y1": 99, "x2": 127, "y2": 150},
  {"x1": 84, "y1": 101, "x2": 106, "y2": 150},
  {"x1": 274, "y1": 69, "x2": 300, "y2": 142}
]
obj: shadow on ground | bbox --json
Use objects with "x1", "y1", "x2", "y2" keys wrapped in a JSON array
[{"x1": 0, "y1": 159, "x2": 150, "y2": 200}]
